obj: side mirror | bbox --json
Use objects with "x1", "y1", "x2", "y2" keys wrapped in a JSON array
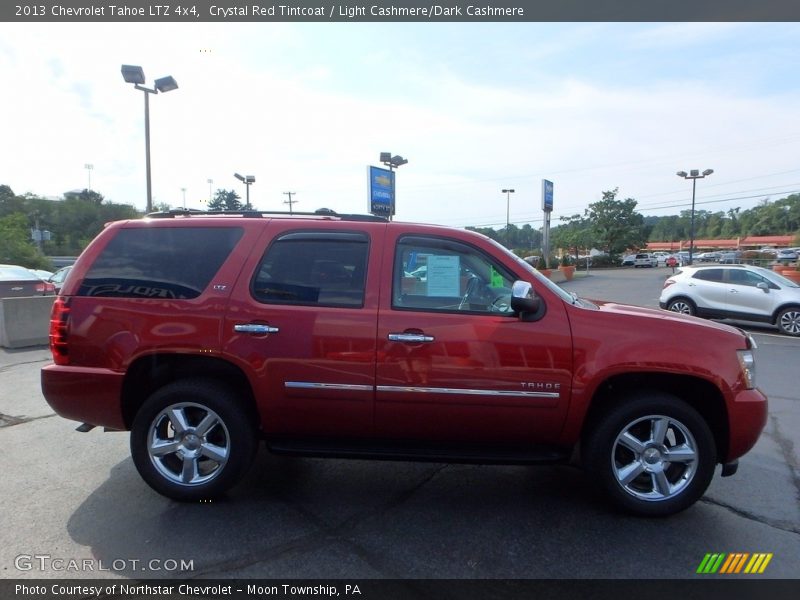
[
  {"x1": 757, "y1": 282, "x2": 769, "y2": 292},
  {"x1": 511, "y1": 280, "x2": 545, "y2": 321}
]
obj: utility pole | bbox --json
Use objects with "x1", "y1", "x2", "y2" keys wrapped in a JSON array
[{"x1": 283, "y1": 191, "x2": 298, "y2": 214}]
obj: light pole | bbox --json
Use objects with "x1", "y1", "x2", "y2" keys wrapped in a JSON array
[
  {"x1": 207, "y1": 179, "x2": 213, "y2": 206},
  {"x1": 234, "y1": 173, "x2": 255, "y2": 210},
  {"x1": 502, "y1": 188, "x2": 515, "y2": 248},
  {"x1": 84, "y1": 163, "x2": 93, "y2": 191},
  {"x1": 181, "y1": 187, "x2": 187, "y2": 209},
  {"x1": 121, "y1": 64, "x2": 179, "y2": 214},
  {"x1": 380, "y1": 152, "x2": 408, "y2": 220},
  {"x1": 676, "y1": 169, "x2": 713, "y2": 265}
]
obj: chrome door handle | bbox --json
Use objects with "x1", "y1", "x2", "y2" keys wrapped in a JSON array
[
  {"x1": 388, "y1": 333, "x2": 435, "y2": 343},
  {"x1": 729, "y1": 289, "x2": 739, "y2": 294},
  {"x1": 234, "y1": 323, "x2": 280, "y2": 334}
]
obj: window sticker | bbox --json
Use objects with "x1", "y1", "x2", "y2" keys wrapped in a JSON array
[{"x1": 426, "y1": 255, "x2": 460, "y2": 297}]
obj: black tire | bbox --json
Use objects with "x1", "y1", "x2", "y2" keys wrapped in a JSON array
[
  {"x1": 776, "y1": 307, "x2": 800, "y2": 337},
  {"x1": 584, "y1": 392, "x2": 716, "y2": 517},
  {"x1": 666, "y1": 297, "x2": 697, "y2": 316},
  {"x1": 130, "y1": 379, "x2": 257, "y2": 501}
]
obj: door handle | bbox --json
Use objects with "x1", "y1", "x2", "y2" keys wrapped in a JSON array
[
  {"x1": 729, "y1": 289, "x2": 739, "y2": 294},
  {"x1": 388, "y1": 332, "x2": 435, "y2": 343},
  {"x1": 234, "y1": 323, "x2": 280, "y2": 334}
]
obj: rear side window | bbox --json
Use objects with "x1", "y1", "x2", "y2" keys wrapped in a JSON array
[
  {"x1": 252, "y1": 231, "x2": 369, "y2": 308},
  {"x1": 692, "y1": 268, "x2": 724, "y2": 283},
  {"x1": 78, "y1": 227, "x2": 243, "y2": 299}
]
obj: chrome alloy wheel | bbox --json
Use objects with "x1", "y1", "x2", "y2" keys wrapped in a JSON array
[
  {"x1": 778, "y1": 309, "x2": 800, "y2": 336},
  {"x1": 147, "y1": 402, "x2": 230, "y2": 486},
  {"x1": 668, "y1": 300, "x2": 693, "y2": 315},
  {"x1": 611, "y1": 414, "x2": 699, "y2": 502}
]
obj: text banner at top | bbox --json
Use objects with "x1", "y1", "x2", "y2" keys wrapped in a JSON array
[{"x1": 4, "y1": 0, "x2": 800, "y2": 22}]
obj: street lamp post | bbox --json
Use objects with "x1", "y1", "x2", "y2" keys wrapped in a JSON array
[
  {"x1": 234, "y1": 173, "x2": 255, "y2": 210},
  {"x1": 84, "y1": 163, "x2": 93, "y2": 191},
  {"x1": 121, "y1": 64, "x2": 179, "y2": 214},
  {"x1": 502, "y1": 188, "x2": 515, "y2": 248},
  {"x1": 207, "y1": 179, "x2": 213, "y2": 206},
  {"x1": 676, "y1": 169, "x2": 714, "y2": 265},
  {"x1": 181, "y1": 187, "x2": 187, "y2": 209}
]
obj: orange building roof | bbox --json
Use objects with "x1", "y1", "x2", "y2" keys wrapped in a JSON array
[{"x1": 646, "y1": 235, "x2": 794, "y2": 251}]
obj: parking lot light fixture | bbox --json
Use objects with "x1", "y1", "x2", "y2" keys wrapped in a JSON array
[
  {"x1": 121, "y1": 64, "x2": 179, "y2": 213},
  {"x1": 234, "y1": 173, "x2": 255, "y2": 210},
  {"x1": 676, "y1": 169, "x2": 713, "y2": 265}
]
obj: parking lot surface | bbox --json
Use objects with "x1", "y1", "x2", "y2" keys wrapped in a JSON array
[{"x1": 1, "y1": 268, "x2": 798, "y2": 581}]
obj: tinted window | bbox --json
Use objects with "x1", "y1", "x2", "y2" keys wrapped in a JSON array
[
  {"x1": 78, "y1": 227, "x2": 243, "y2": 299},
  {"x1": 692, "y1": 269, "x2": 724, "y2": 283},
  {"x1": 252, "y1": 232, "x2": 368, "y2": 307},
  {"x1": 394, "y1": 236, "x2": 515, "y2": 314},
  {"x1": 728, "y1": 269, "x2": 767, "y2": 287}
]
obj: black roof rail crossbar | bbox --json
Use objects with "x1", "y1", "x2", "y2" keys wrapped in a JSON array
[{"x1": 146, "y1": 208, "x2": 388, "y2": 222}]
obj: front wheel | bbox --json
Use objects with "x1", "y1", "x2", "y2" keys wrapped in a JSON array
[
  {"x1": 776, "y1": 307, "x2": 800, "y2": 336},
  {"x1": 584, "y1": 393, "x2": 716, "y2": 516},
  {"x1": 130, "y1": 379, "x2": 257, "y2": 501}
]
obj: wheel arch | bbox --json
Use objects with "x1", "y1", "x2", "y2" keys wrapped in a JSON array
[
  {"x1": 579, "y1": 372, "x2": 729, "y2": 464},
  {"x1": 121, "y1": 354, "x2": 258, "y2": 431},
  {"x1": 772, "y1": 303, "x2": 800, "y2": 324}
]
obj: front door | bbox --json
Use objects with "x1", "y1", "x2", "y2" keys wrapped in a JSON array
[{"x1": 375, "y1": 233, "x2": 572, "y2": 447}]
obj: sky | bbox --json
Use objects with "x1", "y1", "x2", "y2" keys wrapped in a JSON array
[{"x1": 1, "y1": 21, "x2": 799, "y2": 232}]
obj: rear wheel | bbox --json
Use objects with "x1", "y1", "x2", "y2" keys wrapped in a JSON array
[
  {"x1": 130, "y1": 379, "x2": 257, "y2": 501},
  {"x1": 667, "y1": 297, "x2": 696, "y2": 316},
  {"x1": 776, "y1": 307, "x2": 800, "y2": 337},
  {"x1": 584, "y1": 392, "x2": 716, "y2": 516}
]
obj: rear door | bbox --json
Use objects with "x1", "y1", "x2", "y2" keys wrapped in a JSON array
[
  {"x1": 688, "y1": 268, "x2": 728, "y2": 313},
  {"x1": 223, "y1": 221, "x2": 384, "y2": 439}
]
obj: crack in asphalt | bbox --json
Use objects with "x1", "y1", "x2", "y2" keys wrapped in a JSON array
[
  {"x1": 0, "y1": 357, "x2": 50, "y2": 374},
  {"x1": 767, "y1": 413, "x2": 800, "y2": 503},
  {"x1": 0, "y1": 412, "x2": 56, "y2": 428},
  {"x1": 699, "y1": 496, "x2": 800, "y2": 536},
  {"x1": 189, "y1": 464, "x2": 450, "y2": 579}
]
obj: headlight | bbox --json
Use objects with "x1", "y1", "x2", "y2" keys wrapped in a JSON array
[{"x1": 737, "y1": 350, "x2": 756, "y2": 389}]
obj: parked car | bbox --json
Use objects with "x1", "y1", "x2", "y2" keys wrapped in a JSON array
[
  {"x1": 0, "y1": 264, "x2": 55, "y2": 298},
  {"x1": 652, "y1": 251, "x2": 671, "y2": 266},
  {"x1": 620, "y1": 254, "x2": 635, "y2": 267},
  {"x1": 47, "y1": 266, "x2": 73, "y2": 293},
  {"x1": 695, "y1": 252, "x2": 721, "y2": 263},
  {"x1": 776, "y1": 248, "x2": 799, "y2": 262},
  {"x1": 719, "y1": 251, "x2": 743, "y2": 264},
  {"x1": 660, "y1": 264, "x2": 800, "y2": 336},
  {"x1": 41, "y1": 209, "x2": 767, "y2": 516},
  {"x1": 633, "y1": 253, "x2": 657, "y2": 268}
]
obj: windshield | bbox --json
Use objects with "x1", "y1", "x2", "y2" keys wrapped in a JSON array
[
  {"x1": 756, "y1": 265, "x2": 800, "y2": 288},
  {"x1": 483, "y1": 237, "x2": 578, "y2": 304}
]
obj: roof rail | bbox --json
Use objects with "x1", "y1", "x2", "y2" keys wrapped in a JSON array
[{"x1": 145, "y1": 208, "x2": 388, "y2": 222}]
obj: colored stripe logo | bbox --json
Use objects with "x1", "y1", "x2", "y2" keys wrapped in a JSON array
[{"x1": 697, "y1": 553, "x2": 773, "y2": 574}]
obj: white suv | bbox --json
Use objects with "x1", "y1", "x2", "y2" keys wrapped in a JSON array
[
  {"x1": 660, "y1": 264, "x2": 800, "y2": 336},
  {"x1": 634, "y1": 253, "x2": 657, "y2": 268}
]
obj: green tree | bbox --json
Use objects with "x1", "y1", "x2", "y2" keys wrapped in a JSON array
[
  {"x1": 0, "y1": 213, "x2": 51, "y2": 269},
  {"x1": 208, "y1": 189, "x2": 242, "y2": 211},
  {"x1": 585, "y1": 189, "x2": 647, "y2": 257}
]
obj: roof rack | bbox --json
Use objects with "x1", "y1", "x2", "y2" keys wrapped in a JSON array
[{"x1": 145, "y1": 208, "x2": 388, "y2": 223}]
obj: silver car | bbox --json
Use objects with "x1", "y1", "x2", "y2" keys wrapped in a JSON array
[{"x1": 659, "y1": 264, "x2": 800, "y2": 336}]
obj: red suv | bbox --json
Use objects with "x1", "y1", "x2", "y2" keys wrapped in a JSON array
[{"x1": 42, "y1": 210, "x2": 767, "y2": 516}]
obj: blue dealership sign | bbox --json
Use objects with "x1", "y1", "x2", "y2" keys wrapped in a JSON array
[
  {"x1": 368, "y1": 165, "x2": 395, "y2": 216},
  {"x1": 542, "y1": 179, "x2": 554, "y2": 212}
]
